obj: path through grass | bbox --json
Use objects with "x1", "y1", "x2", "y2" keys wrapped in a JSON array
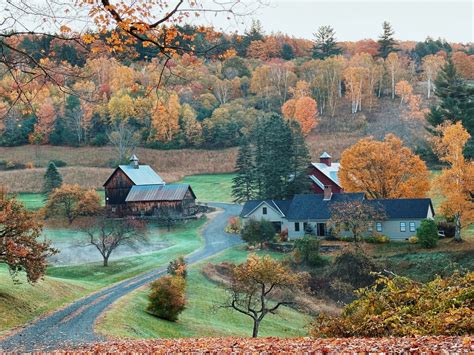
[{"x1": 96, "y1": 246, "x2": 311, "y2": 339}]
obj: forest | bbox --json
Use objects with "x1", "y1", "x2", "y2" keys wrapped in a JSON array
[{"x1": 1, "y1": 21, "x2": 473, "y2": 164}]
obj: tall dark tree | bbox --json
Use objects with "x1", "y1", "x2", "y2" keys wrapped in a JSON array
[
  {"x1": 287, "y1": 121, "x2": 311, "y2": 196},
  {"x1": 426, "y1": 60, "x2": 474, "y2": 157},
  {"x1": 281, "y1": 43, "x2": 295, "y2": 60},
  {"x1": 377, "y1": 21, "x2": 399, "y2": 59},
  {"x1": 312, "y1": 25, "x2": 342, "y2": 59},
  {"x1": 43, "y1": 162, "x2": 63, "y2": 194},
  {"x1": 232, "y1": 138, "x2": 256, "y2": 203},
  {"x1": 240, "y1": 20, "x2": 264, "y2": 57}
]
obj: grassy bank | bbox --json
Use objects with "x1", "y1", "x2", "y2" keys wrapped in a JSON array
[
  {"x1": 96, "y1": 246, "x2": 311, "y2": 339},
  {"x1": 177, "y1": 174, "x2": 235, "y2": 203},
  {"x1": 0, "y1": 218, "x2": 206, "y2": 334}
]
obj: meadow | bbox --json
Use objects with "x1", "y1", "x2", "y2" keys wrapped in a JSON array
[
  {"x1": 96, "y1": 246, "x2": 312, "y2": 339},
  {"x1": 0, "y1": 218, "x2": 206, "y2": 333}
]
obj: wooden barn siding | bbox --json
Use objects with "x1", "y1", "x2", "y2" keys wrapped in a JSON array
[
  {"x1": 309, "y1": 166, "x2": 343, "y2": 194},
  {"x1": 127, "y1": 197, "x2": 197, "y2": 217},
  {"x1": 104, "y1": 168, "x2": 134, "y2": 205}
]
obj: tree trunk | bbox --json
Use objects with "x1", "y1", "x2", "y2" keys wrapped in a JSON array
[
  {"x1": 427, "y1": 78, "x2": 431, "y2": 99},
  {"x1": 252, "y1": 319, "x2": 260, "y2": 338},
  {"x1": 454, "y1": 214, "x2": 462, "y2": 242},
  {"x1": 103, "y1": 256, "x2": 109, "y2": 266}
]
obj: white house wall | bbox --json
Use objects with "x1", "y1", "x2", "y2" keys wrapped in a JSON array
[{"x1": 245, "y1": 203, "x2": 284, "y2": 222}]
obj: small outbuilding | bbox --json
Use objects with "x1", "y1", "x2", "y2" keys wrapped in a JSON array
[{"x1": 103, "y1": 155, "x2": 197, "y2": 219}]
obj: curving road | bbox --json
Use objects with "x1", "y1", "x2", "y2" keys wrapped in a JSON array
[{"x1": 0, "y1": 203, "x2": 242, "y2": 352}]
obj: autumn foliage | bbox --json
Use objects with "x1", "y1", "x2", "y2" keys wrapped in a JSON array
[
  {"x1": 0, "y1": 196, "x2": 57, "y2": 283},
  {"x1": 339, "y1": 134, "x2": 430, "y2": 198},
  {"x1": 311, "y1": 272, "x2": 474, "y2": 337},
  {"x1": 147, "y1": 275, "x2": 186, "y2": 321}
]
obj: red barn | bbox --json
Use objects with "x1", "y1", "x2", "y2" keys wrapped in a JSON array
[{"x1": 308, "y1": 152, "x2": 343, "y2": 194}]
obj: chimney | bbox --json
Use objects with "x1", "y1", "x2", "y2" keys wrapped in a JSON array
[
  {"x1": 319, "y1": 152, "x2": 332, "y2": 166},
  {"x1": 323, "y1": 185, "x2": 332, "y2": 201},
  {"x1": 129, "y1": 154, "x2": 139, "y2": 169}
]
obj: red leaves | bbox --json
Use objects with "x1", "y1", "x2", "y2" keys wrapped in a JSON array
[{"x1": 64, "y1": 336, "x2": 472, "y2": 353}]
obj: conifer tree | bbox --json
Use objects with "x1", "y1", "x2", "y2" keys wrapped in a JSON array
[
  {"x1": 312, "y1": 26, "x2": 342, "y2": 59},
  {"x1": 43, "y1": 161, "x2": 63, "y2": 194},
  {"x1": 426, "y1": 60, "x2": 474, "y2": 157},
  {"x1": 232, "y1": 138, "x2": 256, "y2": 203},
  {"x1": 377, "y1": 21, "x2": 399, "y2": 59},
  {"x1": 287, "y1": 120, "x2": 311, "y2": 196}
]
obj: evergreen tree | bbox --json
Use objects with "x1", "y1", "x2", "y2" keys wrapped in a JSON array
[
  {"x1": 43, "y1": 162, "x2": 63, "y2": 194},
  {"x1": 287, "y1": 120, "x2": 311, "y2": 196},
  {"x1": 312, "y1": 26, "x2": 342, "y2": 59},
  {"x1": 377, "y1": 21, "x2": 399, "y2": 59},
  {"x1": 241, "y1": 20, "x2": 264, "y2": 57},
  {"x1": 281, "y1": 43, "x2": 295, "y2": 60},
  {"x1": 426, "y1": 60, "x2": 474, "y2": 157},
  {"x1": 232, "y1": 138, "x2": 256, "y2": 203}
]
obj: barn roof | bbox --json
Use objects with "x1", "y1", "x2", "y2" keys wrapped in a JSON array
[
  {"x1": 310, "y1": 162, "x2": 341, "y2": 186},
  {"x1": 125, "y1": 184, "x2": 195, "y2": 202},
  {"x1": 118, "y1": 165, "x2": 165, "y2": 186}
]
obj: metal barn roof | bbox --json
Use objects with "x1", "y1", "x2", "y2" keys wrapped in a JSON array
[
  {"x1": 118, "y1": 165, "x2": 165, "y2": 186},
  {"x1": 125, "y1": 184, "x2": 194, "y2": 202}
]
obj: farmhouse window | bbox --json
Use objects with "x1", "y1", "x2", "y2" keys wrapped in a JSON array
[
  {"x1": 409, "y1": 222, "x2": 416, "y2": 232},
  {"x1": 368, "y1": 222, "x2": 373, "y2": 232},
  {"x1": 400, "y1": 222, "x2": 407, "y2": 232},
  {"x1": 262, "y1": 207, "x2": 267, "y2": 215},
  {"x1": 376, "y1": 222, "x2": 382, "y2": 232},
  {"x1": 295, "y1": 222, "x2": 300, "y2": 232}
]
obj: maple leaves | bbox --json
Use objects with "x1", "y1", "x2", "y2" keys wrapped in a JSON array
[
  {"x1": 282, "y1": 80, "x2": 319, "y2": 135},
  {"x1": 339, "y1": 134, "x2": 430, "y2": 199}
]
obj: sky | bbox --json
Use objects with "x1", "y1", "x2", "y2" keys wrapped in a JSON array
[{"x1": 209, "y1": 0, "x2": 473, "y2": 43}]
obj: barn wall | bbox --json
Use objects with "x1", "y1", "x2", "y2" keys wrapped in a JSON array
[
  {"x1": 309, "y1": 166, "x2": 343, "y2": 194},
  {"x1": 104, "y1": 169, "x2": 134, "y2": 206}
]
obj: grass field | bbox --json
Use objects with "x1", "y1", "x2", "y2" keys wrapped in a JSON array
[
  {"x1": 177, "y1": 174, "x2": 235, "y2": 203},
  {"x1": 0, "y1": 218, "x2": 206, "y2": 333},
  {"x1": 96, "y1": 246, "x2": 311, "y2": 339},
  {"x1": 14, "y1": 190, "x2": 105, "y2": 211},
  {"x1": 0, "y1": 267, "x2": 96, "y2": 335}
]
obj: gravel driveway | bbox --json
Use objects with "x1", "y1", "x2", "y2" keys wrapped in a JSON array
[{"x1": 0, "y1": 203, "x2": 242, "y2": 352}]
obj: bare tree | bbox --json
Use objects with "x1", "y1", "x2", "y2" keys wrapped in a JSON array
[
  {"x1": 81, "y1": 216, "x2": 148, "y2": 266},
  {"x1": 329, "y1": 200, "x2": 386, "y2": 244},
  {"x1": 107, "y1": 121, "x2": 141, "y2": 163},
  {"x1": 222, "y1": 254, "x2": 309, "y2": 337}
]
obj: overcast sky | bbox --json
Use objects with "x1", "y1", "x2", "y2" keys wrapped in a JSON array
[{"x1": 210, "y1": 0, "x2": 473, "y2": 43}]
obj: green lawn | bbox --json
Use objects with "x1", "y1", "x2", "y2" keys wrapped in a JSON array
[
  {"x1": 14, "y1": 190, "x2": 106, "y2": 211},
  {"x1": 0, "y1": 218, "x2": 206, "y2": 333},
  {"x1": 96, "y1": 246, "x2": 311, "y2": 339},
  {"x1": 177, "y1": 174, "x2": 235, "y2": 203},
  {"x1": 0, "y1": 266, "x2": 96, "y2": 334}
]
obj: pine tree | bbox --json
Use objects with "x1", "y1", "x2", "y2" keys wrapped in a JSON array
[
  {"x1": 312, "y1": 26, "x2": 342, "y2": 59},
  {"x1": 426, "y1": 60, "x2": 474, "y2": 157},
  {"x1": 377, "y1": 21, "x2": 399, "y2": 59},
  {"x1": 232, "y1": 138, "x2": 256, "y2": 203},
  {"x1": 281, "y1": 43, "x2": 295, "y2": 60},
  {"x1": 287, "y1": 120, "x2": 311, "y2": 196},
  {"x1": 43, "y1": 162, "x2": 63, "y2": 194}
]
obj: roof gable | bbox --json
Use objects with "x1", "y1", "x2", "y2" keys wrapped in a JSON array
[
  {"x1": 241, "y1": 200, "x2": 288, "y2": 218},
  {"x1": 118, "y1": 165, "x2": 165, "y2": 186}
]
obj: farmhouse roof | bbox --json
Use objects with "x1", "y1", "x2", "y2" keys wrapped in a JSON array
[
  {"x1": 126, "y1": 184, "x2": 195, "y2": 202},
  {"x1": 286, "y1": 193, "x2": 365, "y2": 220},
  {"x1": 310, "y1": 162, "x2": 341, "y2": 186},
  {"x1": 368, "y1": 198, "x2": 434, "y2": 219},
  {"x1": 240, "y1": 199, "x2": 292, "y2": 218},
  {"x1": 118, "y1": 164, "x2": 165, "y2": 186}
]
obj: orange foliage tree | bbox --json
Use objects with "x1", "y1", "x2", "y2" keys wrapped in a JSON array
[
  {"x1": 282, "y1": 95, "x2": 318, "y2": 135},
  {"x1": 395, "y1": 80, "x2": 413, "y2": 106},
  {"x1": 152, "y1": 92, "x2": 181, "y2": 142},
  {"x1": 451, "y1": 51, "x2": 474, "y2": 80},
  {"x1": 0, "y1": 196, "x2": 57, "y2": 283},
  {"x1": 422, "y1": 54, "x2": 445, "y2": 98},
  {"x1": 432, "y1": 122, "x2": 474, "y2": 242},
  {"x1": 339, "y1": 134, "x2": 430, "y2": 198}
]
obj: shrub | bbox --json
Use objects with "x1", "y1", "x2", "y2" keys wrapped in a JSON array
[
  {"x1": 311, "y1": 272, "x2": 474, "y2": 337},
  {"x1": 167, "y1": 257, "x2": 187, "y2": 278},
  {"x1": 365, "y1": 234, "x2": 389, "y2": 244},
  {"x1": 279, "y1": 228, "x2": 288, "y2": 242},
  {"x1": 437, "y1": 221, "x2": 455, "y2": 238},
  {"x1": 25, "y1": 162, "x2": 35, "y2": 169},
  {"x1": 417, "y1": 219, "x2": 438, "y2": 248},
  {"x1": 408, "y1": 236, "x2": 418, "y2": 244},
  {"x1": 5, "y1": 161, "x2": 15, "y2": 169},
  {"x1": 224, "y1": 217, "x2": 241, "y2": 234},
  {"x1": 147, "y1": 275, "x2": 186, "y2": 321},
  {"x1": 49, "y1": 159, "x2": 67, "y2": 167},
  {"x1": 241, "y1": 219, "x2": 276, "y2": 248},
  {"x1": 293, "y1": 237, "x2": 325, "y2": 267}
]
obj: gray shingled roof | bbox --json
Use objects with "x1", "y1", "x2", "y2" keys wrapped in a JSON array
[
  {"x1": 126, "y1": 184, "x2": 194, "y2": 202},
  {"x1": 368, "y1": 198, "x2": 434, "y2": 219},
  {"x1": 118, "y1": 165, "x2": 165, "y2": 185}
]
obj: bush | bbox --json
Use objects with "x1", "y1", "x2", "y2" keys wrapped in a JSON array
[
  {"x1": 311, "y1": 272, "x2": 474, "y2": 337},
  {"x1": 224, "y1": 217, "x2": 241, "y2": 234},
  {"x1": 49, "y1": 159, "x2": 67, "y2": 167},
  {"x1": 241, "y1": 219, "x2": 276, "y2": 248},
  {"x1": 279, "y1": 228, "x2": 288, "y2": 242},
  {"x1": 293, "y1": 237, "x2": 325, "y2": 267},
  {"x1": 437, "y1": 221, "x2": 455, "y2": 238},
  {"x1": 408, "y1": 236, "x2": 418, "y2": 244},
  {"x1": 417, "y1": 219, "x2": 438, "y2": 248},
  {"x1": 25, "y1": 162, "x2": 35, "y2": 169},
  {"x1": 5, "y1": 161, "x2": 15, "y2": 169},
  {"x1": 365, "y1": 234, "x2": 390, "y2": 244},
  {"x1": 167, "y1": 257, "x2": 187, "y2": 278},
  {"x1": 146, "y1": 275, "x2": 186, "y2": 321}
]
